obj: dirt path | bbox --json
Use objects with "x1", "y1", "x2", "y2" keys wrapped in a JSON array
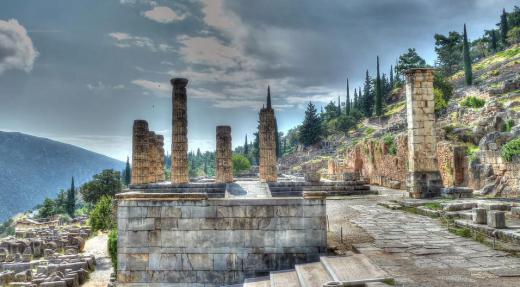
[{"x1": 83, "y1": 232, "x2": 113, "y2": 287}]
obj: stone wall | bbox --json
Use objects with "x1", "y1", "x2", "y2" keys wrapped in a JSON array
[
  {"x1": 469, "y1": 150, "x2": 520, "y2": 197},
  {"x1": 436, "y1": 141, "x2": 467, "y2": 187},
  {"x1": 116, "y1": 194, "x2": 326, "y2": 286}
]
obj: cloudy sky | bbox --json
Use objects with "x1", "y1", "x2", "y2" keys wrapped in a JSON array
[{"x1": 0, "y1": 0, "x2": 515, "y2": 161}]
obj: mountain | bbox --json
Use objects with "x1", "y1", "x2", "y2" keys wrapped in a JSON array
[{"x1": 0, "y1": 131, "x2": 125, "y2": 221}]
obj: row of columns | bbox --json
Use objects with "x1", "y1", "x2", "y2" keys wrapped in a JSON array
[{"x1": 131, "y1": 120, "x2": 165, "y2": 185}]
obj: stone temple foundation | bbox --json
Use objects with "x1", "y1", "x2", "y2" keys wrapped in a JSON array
[
  {"x1": 405, "y1": 68, "x2": 443, "y2": 198},
  {"x1": 171, "y1": 78, "x2": 189, "y2": 184},
  {"x1": 216, "y1": 125, "x2": 233, "y2": 183},
  {"x1": 259, "y1": 86, "x2": 278, "y2": 183}
]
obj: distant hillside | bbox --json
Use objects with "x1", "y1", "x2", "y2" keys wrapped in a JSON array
[{"x1": 0, "y1": 131, "x2": 125, "y2": 221}]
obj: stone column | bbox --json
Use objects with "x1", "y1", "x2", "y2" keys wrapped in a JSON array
[
  {"x1": 131, "y1": 120, "x2": 149, "y2": 185},
  {"x1": 156, "y1": 134, "x2": 165, "y2": 182},
  {"x1": 259, "y1": 88, "x2": 277, "y2": 182},
  {"x1": 405, "y1": 68, "x2": 442, "y2": 198},
  {"x1": 171, "y1": 78, "x2": 189, "y2": 184},
  {"x1": 147, "y1": 131, "x2": 157, "y2": 183},
  {"x1": 216, "y1": 126, "x2": 233, "y2": 183}
]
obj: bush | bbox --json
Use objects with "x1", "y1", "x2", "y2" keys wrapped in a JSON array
[
  {"x1": 108, "y1": 229, "x2": 118, "y2": 270},
  {"x1": 503, "y1": 119, "x2": 515, "y2": 132},
  {"x1": 232, "y1": 154, "x2": 251, "y2": 175},
  {"x1": 89, "y1": 196, "x2": 115, "y2": 232},
  {"x1": 80, "y1": 169, "x2": 122, "y2": 204},
  {"x1": 382, "y1": 134, "x2": 397, "y2": 156},
  {"x1": 501, "y1": 138, "x2": 520, "y2": 162},
  {"x1": 433, "y1": 72, "x2": 453, "y2": 114},
  {"x1": 460, "y1": 96, "x2": 485, "y2": 108}
]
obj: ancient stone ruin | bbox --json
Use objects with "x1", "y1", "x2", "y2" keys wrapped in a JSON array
[
  {"x1": 405, "y1": 68, "x2": 443, "y2": 198},
  {"x1": 216, "y1": 125, "x2": 233, "y2": 183},
  {"x1": 0, "y1": 223, "x2": 95, "y2": 286},
  {"x1": 259, "y1": 86, "x2": 278, "y2": 183},
  {"x1": 171, "y1": 78, "x2": 189, "y2": 184},
  {"x1": 131, "y1": 120, "x2": 165, "y2": 185}
]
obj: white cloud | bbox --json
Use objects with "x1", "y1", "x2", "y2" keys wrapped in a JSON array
[
  {"x1": 109, "y1": 32, "x2": 173, "y2": 52},
  {"x1": 87, "y1": 81, "x2": 127, "y2": 91},
  {"x1": 0, "y1": 19, "x2": 38, "y2": 74},
  {"x1": 143, "y1": 6, "x2": 185, "y2": 23},
  {"x1": 177, "y1": 35, "x2": 244, "y2": 68},
  {"x1": 131, "y1": 79, "x2": 170, "y2": 97}
]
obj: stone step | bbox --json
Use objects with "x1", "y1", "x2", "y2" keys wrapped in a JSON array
[
  {"x1": 295, "y1": 262, "x2": 332, "y2": 287},
  {"x1": 320, "y1": 255, "x2": 390, "y2": 284},
  {"x1": 270, "y1": 269, "x2": 300, "y2": 287},
  {"x1": 243, "y1": 276, "x2": 271, "y2": 287}
]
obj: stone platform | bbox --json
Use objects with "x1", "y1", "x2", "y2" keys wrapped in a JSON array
[
  {"x1": 116, "y1": 191, "x2": 327, "y2": 286},
  {"x1": 128, "y1": 182, "x2": 227, "y2": 198},
  {"x1": 268, "y1": 180, "x2": 374, "y2": 197}
]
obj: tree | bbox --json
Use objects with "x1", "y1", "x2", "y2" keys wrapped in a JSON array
[
  {"x1": 362, "y1": 70, "x2": 374, "y2": 117},
  {"x1": 353, "y1": 88, "x2": 358, "y2": 109},
  {"x1": 491, "y1": 29, "x2": 498, "y2": 53},
  {"x1": 395, "y1": 48, "x2": 427, "y2": 75},
  {"x1": 463, "y1": 24, "x2": 473, "y2": 86},
  {"x1": 252, "y1": 131, "x2": 259, "y2": 165},
  {"x1": 375, "y1": 56, "x2": 383, "y2": 116},
  {"x1": 80, "y1": 169, "x2": 122, "y2": 204},
  {"x1": 300, "y1": 102, "x2": 322, "y2": 147},
  {"x1": 322, "y1": 101, "x2": 339, "y2": 122},
  {"x1": 124, "y1": 156, "x2": 131, "y2": 186},
  {"x1": 337, "y1": 96, "x2": 341, "y2": 116},
  {"x1": 434, "y1": 31, "x2": 463, "y2": 76},
  {"x1": 389, "y1": 65, "x2": 394, "y2": 88},
  {"x1": 66, "y1": 177, "x2": 75, "y2": 217},
  {"x1": 345, "y1": 78, "x2": 350, "y2": 116},
  {"x1": 507, "y1": 26, "x2": 520, "y2": 45},
  {"x1": 500, "y1": 8, "x2": 509, "y2": 46},
  {"x1": 244, "y1": 135, "x2": 249, "y2": 155},
  {"x1": 335, "y1": 114, "x2": 356, "y2": 136},
  {"x1": 89, "y1": 196, "x2": 115, "y2": 232},
  {"x1": 232, "y1": 154, "x2": 251, "y2": 175},
  {"x1": 38, "y1": 198, "x2": 57, "y2": 218}
]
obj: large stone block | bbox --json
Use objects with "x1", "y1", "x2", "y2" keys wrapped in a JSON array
[{"x1": 487, "y1": 210, "x2": 507, "y2": 229}]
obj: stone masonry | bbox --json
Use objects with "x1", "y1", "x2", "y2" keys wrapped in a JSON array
[
  {"x1": 405, "y1": 68, "x2": 442, "y2": 198},
  {"x1": 259, "y1": 86, "x2": 278, "y2": 182},
  {"x1": 171, "y1": 78, "x2": 189, "y2": 184},
  {"x1": 216, "y1": 126, "x2": 233, "y2": 183},
  {"x1": 131, "y1": 120, "x2": 165, "y2": 185},
  {"x1": 116, "y1": 193, "x2": 326, "y2": 286},
  {"x1": 132, "y1": 120, "x2": 149, "y2": 185}
]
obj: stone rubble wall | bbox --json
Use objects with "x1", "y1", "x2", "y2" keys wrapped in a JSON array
[
  {"x1": 469, "y1": 150, "x2": 520, "y2": 197},
  {"x1": 117, "y1": 197, "x2": 326, "y2": 286}
]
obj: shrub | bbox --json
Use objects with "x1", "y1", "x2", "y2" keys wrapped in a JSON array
[
  {"x1": 434, "y1": 88, "x2": 448, "y2": 113},
  {"x1": 503, "y1": 119, "x2": 515, "y2": 132},
  {"x1": 433, "y1": 72, "x2": 453, "y2": 114},
  {"x1": 232, "y1": 154, "x2": 251, "y2": 175},
  {"x1": 80, "y1": 169, "x2": 122, "y2": 205},
  {"x1": 460, "y1": 96, "x2": 485, "y2": 108},
  {"x1": 89, "y1": 196, "x2": 114, "y2": 232},
  {"x1": 382, "y1": 134, "x2": 397, "y2": 156},
  {"x1": 501, "y1": 138, "x2": 520, "y2": 162},
  {"x1": 108, "y1": 229, "x2": 118, "y2": 270}
]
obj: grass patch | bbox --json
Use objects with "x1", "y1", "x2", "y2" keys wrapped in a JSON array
[
  {"x1": 460, "y1": 96, "x2": 486, "y2": 108},
  {"x1": 384, "y1": 101, "x2": 405, "y2": 116},
  {"x1": 501, "y1": 138, "x2": 520, "y2": 162},
  {"x1": 450, "y1": 226, "x2": 472, "y2": 238},
  {"x1": 424, "y1": 202, "x2": 442, "y2": 210}
]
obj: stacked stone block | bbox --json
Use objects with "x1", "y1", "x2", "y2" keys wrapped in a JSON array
[
  {"x1": 405, "y1": 68, "x2": 442, "y2": 198},
  {"x1": 116, "y1": 194, "x2": 327, "y2": 286},
  {"x1": 171, "y1": 78, "x2": 189, "y2": 184},
  {"x1": 216, "y1": 126, "x2": 233, "y2": 183},
  {"x1": 259, "y1": 99, "x2": 278, "y2": 182},
  {"x1": 131, "y1": 120, "x2": 165, "y2": 185},
  {"x1": 147, "y1": 131, "x2": 157, "y2": 184},
  {"x1": 155, "y1": 134, "x2": 165, "y2": 182}
]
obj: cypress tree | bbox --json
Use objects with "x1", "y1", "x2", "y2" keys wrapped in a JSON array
[
  {"x1": 463, "y1": 24, "x2": 473, "y2": 86},
  {"x1": 500, "y1": 8, "x2": 509, "y2": 47},
  {"x1": 244, "y1": 134, "x2": 249, "y2": 155},
  {"x1": 389, "y1": 65, "x2": 394, "y2": 88},
  {"x1": 353, "y1": 88, "x2": 358, "y2": 109},
  {"x1": 363, "y1": 70, "x2": 373, "y2": 117},
  {"x1": 124, "y1": 156, "x2": 131, "y2": 185},
  {"x1": 66, "y1": 177, "x2": 75, "y2": 217},
  {"x1": 300, "y1": 102, "x2": 322, "y2": 147},
  {"x1": 346, "y1": 78, "x2": 350, "y2": 115},
  {"x1": 491, "y1": 29, "x2": 498, "y2": 53},
  {"x1": 337, "y1": 96, "x2": 341, "y2": 116},
  {"x1": 375, "y1": 56, "x2": 383, "y2": 116}
]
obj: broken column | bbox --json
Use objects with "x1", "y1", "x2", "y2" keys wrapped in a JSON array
[
  {"x1": 259, "y1": 86, "x2": 278, "y2": 182},
  {"x1": 216, "y1": 126, "x2": 233, "y2": 183},
  {"x1": 405, "y1": 68, "x2": 442, "y2": 198},
  {"x1": 156, "y1": 134, "x2": 165, "y2": 182},
  {"x1": 171, "y1": 78, "x2": 189, "y2": 184},
  {"x1": 131, "y1": 120, "x2": 149, "y2": 185},
  {"x1": 147, "y1": 131, "x2": 157, "y2": 183}
]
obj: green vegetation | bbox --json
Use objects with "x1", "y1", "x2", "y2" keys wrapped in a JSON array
[
  {"x1": 450, "y1": 226, "x2": 472, "y2": 238},
  {"x1": 108, "y1": 229, "x2": 118, "y2": 270},
  {"x1": 395, "y1": 48, "x2": 427, "y2": 74},
  {"x1": 123, "y1": 156, "x2": 131, "y2": 186},
  {"x1": 424, "y1": 202, "x2": 442, "y2": 210},
  {"x1": 375, "y1": 56, "x2": 383, "y2": 116},
  {"x1": 66, "y1": 177, "x2": 76, "y2": 217},
  {"x1": 503, "y1": 119, "x2": 515, "y2": 132},
  {"x1": 433, "y1": 72, "x2": 453, "y2": 114},
  {"x1": 465, "y1": 143, "x2": 480, "y2": 163},
  {"x1": 80, "y1": 169, "x2": 122, "y2": 204},
  {"x1": 185, "y1": 149, "x2": 216, "y2": 177},
  {"x1": 462, "y1": 24, "x2": 473, "y2": 85},
  {"x1": 383, "y1": 134, "x2": 397, "y2": 155},
  {"x1": 460, "y1": 96, "x2": 486, "y2": 108},
  {"x1": 300, "y1": 102, "x2": 322, "y2": 146},
  {"x1": 232, "y1": 154, "x2": 251, "y2": 175},
  {"x1": 384, "y1": 101, "x2": 405, "y2": 116},
  {"x1": 501, "y1": 137, "x2": 520, "y2": 162},
  {"x1": 89, "y1": 196, "x2": 115, "y2": 232},
  {"x1": 0, "y1": 219, "x2": 15, "y2": 237}
]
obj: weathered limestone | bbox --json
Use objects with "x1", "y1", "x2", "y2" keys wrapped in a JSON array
[
  {"x1": 116, "y1": 193, "x2": 327, "y2": 286},
  {"x1": 259, "y1": 86, "x2": 278, "y2": 182},
  {"x1": 171, "y1": 78, "x2": 189, "y2": 184},
  {"x1": 155, "y1": 134, "x2": 165, "y2": 182},
  {"x1": 487, "y1": 210, "x2": 506, "y2": 229},
  {"x1": 131, "y1": 120, "x2": 149, "y2": 185},
  {"x1": 147, "y1": 131, "x2": 157, "y2": 184},
  {"x1": 405, "y1": 68, "x2": 442, "y2": 198},
  {"x1": 216, "y1": 126, "x2": 233, "y2": 183},
  {"x1": 472, "y1": 207, "x2": 487, "y2": 224}
]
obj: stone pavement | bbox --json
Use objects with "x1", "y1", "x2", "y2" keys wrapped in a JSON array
[{"x1": 327, "y1": 189, "x2": 520, "y2": 287}]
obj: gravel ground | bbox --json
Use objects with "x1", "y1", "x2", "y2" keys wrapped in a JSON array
[{"x1": 83, "y1": 232, "x2": 113, "y2": 287}]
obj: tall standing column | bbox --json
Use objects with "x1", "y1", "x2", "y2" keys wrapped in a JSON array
[
  {"x1": 131, "y1": 120, "x2": 149, "y2": 185},
  {"x1": 405, "y1": 68, "x2": 442, "y2": 198},
  {"x1": 147, "y1": 131, "x2": 157, "y2": 183},
  {"x1": 171, "y1": 78, "x2": 189, "y2": 184},
  {"x1": 216, "y1": 126, "x2": 233, "y2": 183},
  {"x1": 156, "y1": 134, "x2": 165, "y2": 182},
  {"x1": 259, "y1": 86, "x2": 278, "y2": 182}
]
